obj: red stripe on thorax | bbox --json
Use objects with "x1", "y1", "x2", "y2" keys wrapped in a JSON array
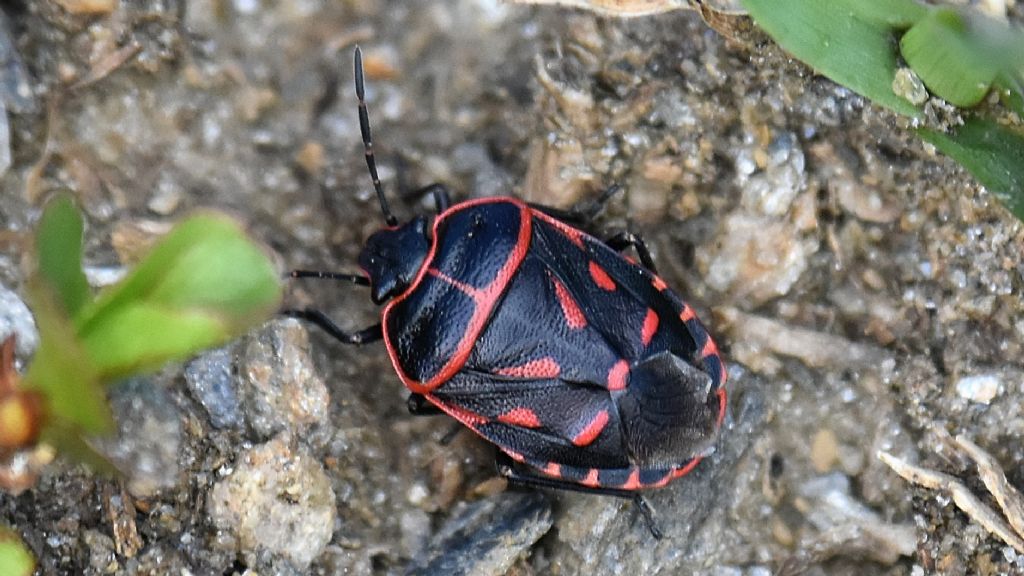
[{"x1": 382, "y1": 198, "x2": 533, "y2": 394}]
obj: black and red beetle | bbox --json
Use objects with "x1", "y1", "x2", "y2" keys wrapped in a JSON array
[{"x1": 288, "y1": 48, "x2": 727, "y2": 538}]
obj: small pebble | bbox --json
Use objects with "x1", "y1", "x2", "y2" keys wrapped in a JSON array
[
  {"x1": 955, "y1": 373, "x2": 1001, "y2": 404},
  {"x1": 184, "y1": 346, "x2": 241, "y2": 429},
  {"x1": 810, "y1": 428, "x2": 839, "y2": 473},
  {"x1": 239, "y1": 319, "x2": 330, "y2": 440},
  {"x1": 208, "y1": 435, "x2": 336, "y2": 569},
  {"x1": 893, "y1": 68, "x2": 929, "y2": 106}
]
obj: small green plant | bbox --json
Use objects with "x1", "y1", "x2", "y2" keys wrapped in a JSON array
[
  {"x1": 0, "y1": 527, "x2": 34, "y2": 576},
  {"x1": 741, "y1": 0, "x2": 1024, "y2": 220},
  {"x1": 0, "y1": 194, "x2": 281, "y2": 474}
]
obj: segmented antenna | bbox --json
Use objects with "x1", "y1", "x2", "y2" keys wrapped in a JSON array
[{"x1": 354, "y1": 46, "x2": 397, "y2": 226}]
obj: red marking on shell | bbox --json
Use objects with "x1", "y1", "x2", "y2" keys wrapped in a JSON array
[
  {"x1": 622, "y1": 468, "x2": 642, "y2": 490},
  {"x1": 550, "y1": 274, "x2": 587, "y2": 330},
  {"x1": 439, "y1": 401, "x2": 488, "y2": 427},
  {"x1": 641, "y1": 308, "x2": 659, "y2": 347},
  {"x1": 652, "y1": 275, "x2": 668, "y2": 291},
  {"x1": 497, "y1": 407, "x2": 543, "y2": 428},
  {"x1": 495, "y1": 357, "x2": 561, "y2": 379},
  {"x1": 543, "y1": 462, "x2": 561, "y2": 478},
  {"x1": 716, "y1": 387, "x2": 727, "y2": 427},
  {"x1": 701, "y1": 337, "x2": 719, "y2": 359},
  {"x1": 607, "y1": 360, "x2": 629, "y2": 391},
  {"x1": 668, "y1": 458, "x2": 702, "y2": 483},
  {"x1": 572, "y1": 410, "x2": 610, "y2": 447},
  {"x1": 589, "y1": 261, "x2": 616, "y2": 291},
  {"x1": 679, "y1": 303, "x2": 696, "y2": 322},
  {"x1": 582, "y1": 468, "x2": 600, "y2": 487},
  {"x1": 506, "y1": 450, "x2": 525, "y2": 462}
]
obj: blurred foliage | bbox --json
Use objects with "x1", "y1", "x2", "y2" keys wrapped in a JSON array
[
  {"x1": 741, "y1": 0, "x2": 1024, "y2": 220},
  {"x1": 0, "y1": 194, "x2": 281, "y2": 474},
  {"x1": 0, "y1": 528, "x2": 33, "y2": 576},
  {"x1": 919, "y1": 118, "x2": 1024, "y2": 220}
]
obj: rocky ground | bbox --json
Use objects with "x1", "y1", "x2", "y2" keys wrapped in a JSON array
[{"x1": 1, "y1": 1, "x2": 1023, "y2": 575}]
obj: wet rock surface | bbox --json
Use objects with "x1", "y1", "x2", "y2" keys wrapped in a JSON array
[{"x1": 0, "y1": 1, "x2": 1022, "y2": 575}]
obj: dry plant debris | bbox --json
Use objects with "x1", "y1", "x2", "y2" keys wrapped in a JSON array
[{"x1": 879, "y1": 435, "x2": 1024, "y2": 554}]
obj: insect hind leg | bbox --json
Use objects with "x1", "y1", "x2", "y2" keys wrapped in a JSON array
[
  {"x1": 529, "y1": 184, "x2": 623, "y2": 230},
  {"x1": 603, "y1": 231, "x2": 658, "y2": 274},
  {"x1": 494, "y1": 452, "x2": 663, "y2": 539}
]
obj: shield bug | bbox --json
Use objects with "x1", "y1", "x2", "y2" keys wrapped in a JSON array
[{"x1": 287, "y1": 47, "x2": 727, "y2": 538}]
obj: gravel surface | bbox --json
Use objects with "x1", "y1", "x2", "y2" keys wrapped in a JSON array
[{"x1": 1, "y1": 1, "x2": 1023, "y2": 575}]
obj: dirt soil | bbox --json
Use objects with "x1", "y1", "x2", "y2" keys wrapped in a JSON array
[{"x1": 1, "y1": 1, "x2": 1023, "y2": 575}]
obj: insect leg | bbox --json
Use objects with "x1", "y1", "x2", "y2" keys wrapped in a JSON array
[
  {"x1": 400, "y1": 182, "x2": 452, "y2": 214},
  {"x1": 603, "y1": 231, "x2": 658, "y2": 274},
  {"x1": 529, "y1": 184, "x2": 623, "y2": 229},
  {"x1": 407, "y1": 393, "x2": 443, "y2": 415},
  {"x1": 281, "y1": 308, "x2": 382, "y2": 345},
  {"x1": 494, "y1": 452, "x2": 663, "y2": 539},
  {"x1": 288, "y1": 270, "x2": 370, "y2": 285}
]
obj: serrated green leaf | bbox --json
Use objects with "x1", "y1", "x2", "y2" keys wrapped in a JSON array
[
  {"x1": 21, "y1": 280, "x2": 112, "y2": 436},
  {"x1": 0, "y1": 528, "x2": 34, "y2": 576},
  {"x1": 35, "y1": 194, "x2": 91, "y2": 317},
  {"x1": 741, "y1": 0, "x2": 921, "y2": 117},
  {"x1": 74, "y1": 213, "x2": 281, "y2": 379},
  {"x1": 918, "y1": 118, "x2": 1024, "y2": 220}
]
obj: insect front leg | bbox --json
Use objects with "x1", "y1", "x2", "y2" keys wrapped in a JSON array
[
  {"x1": 281, "y1": 309, "x2": 382, "y2": 345},
  {"x1": 402, "y1": 182, "x2": 452, "y2": 214}
]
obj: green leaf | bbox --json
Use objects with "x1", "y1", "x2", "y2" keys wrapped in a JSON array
[
  {"x1": 918, "y1": 118, "x2": 1024, "y2": 220},
  {"x1": 78, "y1": 304, "x2": 226, "y2": 379},
  {"x1": 846, "y1": 0, "x2": 927, "y2": 28},
  {"x1": 74, "y1": 213, "x2": 281, "y2": 379},
  {"x1": 901, "y1": 9, "x2": 999, "y2": 107},
  {"x1": 741, "y1": 0, "x2": 922, "y2": 117},
  {"x1": 0, "y1": 528, "x2": 34, "y2": 576},
  {"x1": 22, "y1": 280, "x2": 112, "y2": 435},
  {"x1": 35, "y1": 194, "x2": 91, "y2": 317},
  {"x1": 996, "y1": 76, "x2": 1024, "y2": 118}
]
